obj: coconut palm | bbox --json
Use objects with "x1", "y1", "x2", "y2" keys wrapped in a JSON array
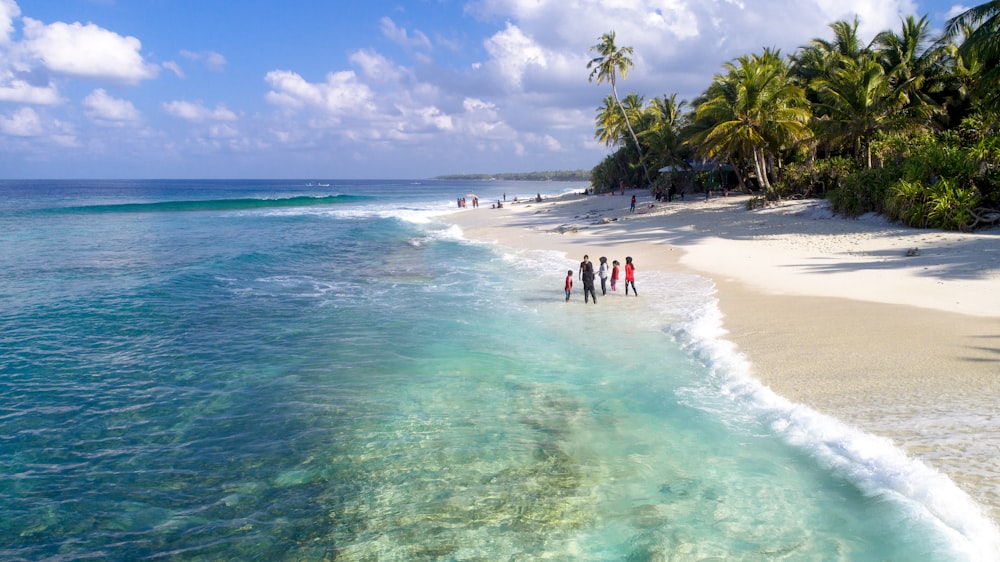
[
  {"x1": 594, "y1": 95, "x2": 626, "y2": 148},
  {"x1": 873, "y1": 15, "x2": 946, "y2": 109},
  {"x1": 812, "y1": 53, "x2": 938, "y2": 167},
  {"x1": 639, "y1": 94, "x2": 688, "y2": 173},
  {"x1": 588, "y1": 31, "x2": 651, "y2": 185},
  {"x1": 942, "y1": 1, "x2": 1000, "y2": 107},
  {"x1": 793, "y1": 17, "x2": 869, "y2": 84},
  {"x1": 689, "y1": 49, "x2": 811, "y2": 192}
]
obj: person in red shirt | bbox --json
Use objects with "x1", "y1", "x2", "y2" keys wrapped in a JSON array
[
  {"x1": 624, "y1": 256, "x2": 637, "y2": 296},
  {"x1": 564, "y1": 270, "x2": 573, "y2": 302},
  {"x1": 610, "y1": 260, "x2": 620, "y2": 292}
]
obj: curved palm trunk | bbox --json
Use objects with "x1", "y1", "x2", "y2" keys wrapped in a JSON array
[
  {"x1": 611, "y1": 83, "x2": 652, "y2": 187},
  {"x1": 752, "y1": 147, "x2": 771, "y2": 190},
  {"x1": 728, "y1": 157, "x2": 750, "y2": 193}
]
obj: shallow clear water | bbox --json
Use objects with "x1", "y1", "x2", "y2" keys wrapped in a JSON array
[{"x1": 1, "y1": 179, "x2": 997, "y2": 560}]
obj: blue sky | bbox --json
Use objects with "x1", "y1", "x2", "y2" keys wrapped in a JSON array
[{"x1": 0, "y1": 0, "x2": 967, "y2": 179}]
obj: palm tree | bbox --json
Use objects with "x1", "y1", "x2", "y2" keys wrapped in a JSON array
[
  {"x1": 793, "y1": 17, "x2": 869, "y2": 84},
  {"x1": 594, "y1": 95, "x2": 625, "y2": 148},
  {"x1": 812, "y1": 53, "x2": 938, "y2": 167},
  {"x1": 588, "y1": 31, "x2": 651, "y2": 185},
  {"x1": 689, "y1": 49, "x2": 811, "y2": 192},
  {"x1": 873, "y1": 15, "x2": 946, "y2": 111},
  {"x1": 942, "y1": 1, "x2": 1000, "y2": 108},
  {"x1": 639, "y1": 94, "x2": 688, "y2": 173}
]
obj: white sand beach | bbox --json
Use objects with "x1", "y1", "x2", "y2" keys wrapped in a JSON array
[{"x1": 445, "y1": 189, "x2": 1000, "y2": 523}]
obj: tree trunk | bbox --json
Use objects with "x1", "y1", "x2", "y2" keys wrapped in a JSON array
[
  {"x1": 612, "y1": 83, "x2": 652, "y2": 187},
  {"x1": 753, "y1": 148, "x2": 771, "y2": 190},
  {"x1": 729, "y1": 157, "x2": 750, "y2": 193}
]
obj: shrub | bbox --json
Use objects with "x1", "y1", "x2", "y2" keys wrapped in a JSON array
[
  {"x1": 774, "y1": 156, "x2": 858, "y2": 198},
  {"x1": 828, "y1": 166, "x2": 900, "y2": 217}
]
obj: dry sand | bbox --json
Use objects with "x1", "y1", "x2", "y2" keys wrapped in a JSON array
[{"x1": 445, "y1": 189, "x2": 1000, "y2": 522}]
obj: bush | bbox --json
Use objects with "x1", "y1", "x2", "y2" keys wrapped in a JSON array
[
  {"x1": 926, "y1": 179, "x2": 979, "y2": 231},
  {"x1": 828, "y1": 166, "x2": 900, "y2": 217},
  {"x1": 774, "y1": 156, "x2": 858, "y2": 198}
]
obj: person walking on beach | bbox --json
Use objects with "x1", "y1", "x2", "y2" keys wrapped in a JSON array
[
  {"x1": 564, "y1": 270, "x2": 573, "y2": 302},
  {"x1": 624, "y1": 256, "x2": 637, "y2": 296},
  {"x1": 598, "y1": 257, "x2": 609, "y2": 295},
  {"x1": 579, "y1": 255, "x2": 597, "y2": 304},
  {"x1": 629, "y1": 195, "x2": 636, "y2": 213},
  {"x1": 610, "y1": 260, "x2": 620, "y2": 291}
]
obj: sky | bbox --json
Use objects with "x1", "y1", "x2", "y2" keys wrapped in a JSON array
[{"x1": 0, "y1": 0, "x2": 969, "y2": 179}]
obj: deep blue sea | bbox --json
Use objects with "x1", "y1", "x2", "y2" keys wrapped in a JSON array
[{"x1": 1, "y1": 179, "x2": 997, "y2": 561}]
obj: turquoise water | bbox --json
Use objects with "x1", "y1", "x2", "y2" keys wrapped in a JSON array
[{"x1": 1, "y1": 179, "x2": 997, "y2": 560}]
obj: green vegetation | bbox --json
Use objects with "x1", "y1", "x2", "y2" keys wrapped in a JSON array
[
  {"x1": 434, "y1": 170, "x2": 590, "y2": 181},
  {"x1": 588, "y1": 2, "x2": 1000, "y2": 231}
]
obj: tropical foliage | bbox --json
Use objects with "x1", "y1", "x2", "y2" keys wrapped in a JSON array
[{"x1": 587, "y1": 2, "x2": 1000, "y2": 231}]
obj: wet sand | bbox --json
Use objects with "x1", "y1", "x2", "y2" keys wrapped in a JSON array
[{"x1": 445, "y1": 190, "x2": 1000, "y2": 522}]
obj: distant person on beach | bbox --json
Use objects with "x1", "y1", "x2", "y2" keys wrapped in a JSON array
[
  {"x1": 630, "y1": 195, "x2": 636, "y2": 213},
  {"x1": 579, "y1": 255, "x2": 597, "y2": 304},
  {"x1": 624, "y1": 256, "x2": 637, "y2": 296},
  {"x1": 564, "y1": 270, "x2": 573, "y2": 302},
  {"x1": 598, "y1": 256, "x2": 609, "y2": 295},
  {"x1": 610, "y1": 260, "x2": 620, "y2": 292}
]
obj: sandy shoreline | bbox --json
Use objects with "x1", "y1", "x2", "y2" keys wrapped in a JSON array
[{"x1": 444, "y1": 189, "x2": 1000, "y2": 523}]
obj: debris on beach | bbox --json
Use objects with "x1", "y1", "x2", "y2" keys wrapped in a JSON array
[{"x1": 905, "y1": 248, "x2": 920, "y2": 257}]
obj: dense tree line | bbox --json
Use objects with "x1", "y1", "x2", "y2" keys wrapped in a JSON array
[
  {"x1": 435, "y1": 170, "x2": 590, "y2": 181},
  {"x1": 589, "y1": 2, "x2": 1000, "y2": 231}
]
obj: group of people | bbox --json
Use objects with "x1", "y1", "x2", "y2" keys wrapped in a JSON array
[
  {"x1": 457, "y1": 196, "x2": 478, "y2": 208},
  {"x1": 566, "y1": 254, "x2": 636, "y2": 303}
]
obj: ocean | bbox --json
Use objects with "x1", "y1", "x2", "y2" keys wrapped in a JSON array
[{"x1": 1, "y1": 179, "x2": 997, "y2": 561}]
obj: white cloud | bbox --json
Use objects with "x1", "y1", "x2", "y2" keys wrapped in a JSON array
[
  {"x1": 162, "y1": 60, "x2": 184, "y2": 78},
  {"x1": 483, "y1": 23, "x2": 548, "y2": 90},
  {"x1": 0, "y1": 106, "x2": 42, "y2": 136},
  {"x1": 350, "y1": 49, "x2": 407, "y2": 83},
  {"x1": 163, "y1": 100, "x2": 238, "y2": 122},
  {"x1": 82, "y1": 88, "x2": 141, "y2": 124},
  {"x1": 0, "y1": 71, "x2": 61, "y2": 104},
  {"x1": 264, "y1": 69, "x2": 376, "y2": 116},
  {"x1": 380, "y1": 17, "x2": 432, "y2": 50},
  {"x1": 22, "y1": 17, "x2": 158, "y2": 83},
  {"x1": 180, "y1": 49, "x2": 227, "y2": 72},
  {"x1": 0, "y1": 0, "x2": 20, "y2": 45}
]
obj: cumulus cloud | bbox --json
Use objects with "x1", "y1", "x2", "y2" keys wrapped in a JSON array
[
  {"x1": 21, "y1": 17, "x2": 158, "y2": 82},
  {"x1": 264, "y1": 69, "x2": 376, "y2": 116},
  {"x1": 483, "y1": 23, "x2": 548, "y2": 90},
  {"x1": 0, "y1": 0, "x2": 20, "y2": 45},
  {"x1": 163, "y1": 100, "x2": 238, "y2": 122},
  {"x1": 0, "y1": 71, "x2": 61, "y2": 104},
  {"x1": 0, "y1": 106, "x2": 42, "y2": 136},
  {"x1": 83, "y1": 88, "x2": 141, "y2": 124},
  {"x1": 350, "y1": 49, "x2": 408, "y2": 83}
]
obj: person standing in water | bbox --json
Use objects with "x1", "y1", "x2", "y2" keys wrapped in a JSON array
[
  {"x1": 564, "y1": 270, "x2": 573, "y2": 302},
  {"x1": 579, "y1": 255, "x2": 597, "y2": 304},
  {"x1": 598, "y1": 257, "x2": 609, "y2": 296},
  {"x1": 610, "y1": 259, "x2": 620, "y2": 292},
  {"x1": 624, "y1": 256, "x2": 637, "y2": 296}
]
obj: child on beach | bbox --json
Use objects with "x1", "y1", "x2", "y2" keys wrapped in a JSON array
[
  {"x1": 564, "y1": 270, "x2": 573, "y2": 302},
  {"x1": 610, "y1": 260, "x2": 619, "y2": 292},
  {"x1": 624, "y1": 256, "x2": 637, "y2": 296}
]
